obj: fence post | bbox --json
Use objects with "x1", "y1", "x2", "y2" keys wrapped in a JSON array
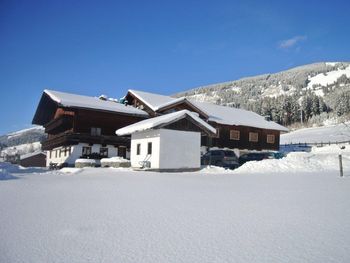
[{"x1": 339, "y1": 154, "x2": 344, "y2": 177}]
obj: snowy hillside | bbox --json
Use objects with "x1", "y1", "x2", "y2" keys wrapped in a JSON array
[
  {"x1": 0, "y1": 126, "x2": 45, "y2": 157},
  {"x1": 175, "y1": 62, "x2": 350, "y2": 126},
  {"x1": 1, "y1": 144, "x2": 350, "y2": 263},
  {"x1": 0, "y1": 126, "x2": 45, "y2": 148}
]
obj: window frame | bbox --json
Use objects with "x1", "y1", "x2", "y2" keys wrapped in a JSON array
[
  {"x1": 266, "y1": 134, "x2": 275, "y2": 144},
  {"x1": 82, "y1": 146, "x2": 92, "y2": 156},
  {"x1": 230, "y1": 130, "x2": 240, "y2": 140},
  {"x1": 248, "y1": 132, "x2": 259, "y2": 142},
  {"x1": 136, "y1": 144, "x2": 141, "y2": 155},
  {"x1": 100, "y1": 147, "x2": 108, "y2": 157},
  {"x1": 90, "y1": 127, "x2": 102, "y2": 136},
  {"x1": 147, "y1": 142, "x2": 152, "y2": 155}
]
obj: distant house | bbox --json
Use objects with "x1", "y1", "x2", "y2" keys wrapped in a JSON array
[
  {"x1": 125, "y1": 90, "x2": 288, "y2": 152},
  {"x1": 20, "y1": 151, "x2": 46, "y2": 167},
  {"x1": 116, "y1": 110, "x2": 216, "y2": 171},
  {"x1": 32, "y1": 89, "x2": 287, "y2": 168},
  {"x1": 32, "y1": 90, "x2": 148, "y2": 167}
]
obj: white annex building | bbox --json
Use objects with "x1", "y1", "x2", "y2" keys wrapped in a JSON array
[{"x1": 116, "y1": 110, "x2": 216, "y2": 171}]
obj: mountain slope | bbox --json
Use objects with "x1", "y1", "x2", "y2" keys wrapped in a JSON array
[
  {"x1": 175, "y1": 62, "x2": 350, "y2": 125},
  {"x1": 0, "y1": 126, "x2": 46, "y2": 149}
]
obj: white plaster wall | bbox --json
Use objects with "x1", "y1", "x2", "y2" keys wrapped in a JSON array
[
  {"x1": 130, "y1": 130, "x2": 160, "y2": 169},
  {"x1": 46, "y1": 143, "x2": 119, "y2": 167},
  {"x1": 159, "y1": 129, "x2": 200, "y2": 169}
]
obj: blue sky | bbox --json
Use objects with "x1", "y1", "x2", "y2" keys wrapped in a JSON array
[{"x1": 1, "y1": 0, "x2": 349, "y2": 134}]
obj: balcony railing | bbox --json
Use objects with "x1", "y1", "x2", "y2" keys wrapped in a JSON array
[
  {"x1": 42, "y1": 131, "x2": 130, "y2": 150},
  {"x1": 44, "y1": 115, "x2": 74, "y2": 134}
]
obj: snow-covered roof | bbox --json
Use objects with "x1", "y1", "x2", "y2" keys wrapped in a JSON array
[
  {"x1": 116, "y1": 110, "x2": 216, "y2": 136},
  {"x1": 190, "y1": 101, "x2": 289, "y2": 132},
  {"x1": 127, "y1": 90, "x2": 288, "y2": 132},
  {"x1": 20, "y1": 151, "x2": 46, "y2": 160},
  {"x1": 44, "y1": 89, "x2": 148, "y2": 116},
  {"x1": 128, "y1": 89, "x2": 186, "y2": 111}
]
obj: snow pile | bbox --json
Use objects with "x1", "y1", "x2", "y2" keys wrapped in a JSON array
[
  {"x1": 101, "y1": 157, "x2": 131, "y2": 168},
  {"x1": 59, "y1": 167, "x2": 83, "y2": 174},
  {"x1": 75, "y1": 159, "x2": 96, "y2": 168},
  {"x1": 0, "y1": 163, "x2": 17, "y2": 180},
  {"x1": 0, "y1": 162, "x2": 47, "y2": 180},
  {"x1": 236, "y1": 145, "x2": 350, "y2": 174}
]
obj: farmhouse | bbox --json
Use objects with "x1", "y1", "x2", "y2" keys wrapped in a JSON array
[
  {"x1": 32, "y1": 89, "x2": 287, "y2": 168},
  {"x1": 32, "y1": 90, "x2": 148, "y2": 167},
  {"x1": 116, "y1": 110, "x2": 216, "y2": 171},
  {"x1": 125, "y1": 90, "x2": 288, "y2": 152}
]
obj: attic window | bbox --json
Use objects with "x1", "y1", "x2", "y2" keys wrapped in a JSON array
[
  {"x1": 249, "y1": 132, "x2": 259, "y2": 142},
  {"x1": 267, "y1": 134, "x2": 275, "y2": 144},
  {"x1": 91, "y1": 127, "x2": 101, "y2": 136},
  {"x1": 230, "y1": 130, "x2": 240, "y2": 140}
]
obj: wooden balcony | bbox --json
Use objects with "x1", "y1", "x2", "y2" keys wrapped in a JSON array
[
  {"x1": 44, "y1": 115, "x2": 74, "y2": 134},
  {"x1": 41, "y1": 131, "x2": 130, "y2": 150}
]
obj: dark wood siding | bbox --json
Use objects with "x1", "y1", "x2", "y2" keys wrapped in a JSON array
[
  {"x1": 20, "y1": 154, "x2": 46, "y2": 167},
  {"x1": 201, "y1": 123, "x2": 280, "y2": 151},
  {"x1": 73, "y1": 109, "x2": 146, "y2": 136}
]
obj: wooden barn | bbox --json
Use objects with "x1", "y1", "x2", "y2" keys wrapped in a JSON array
[{"x1": 20, "y1": 151, "x2": 46, "y2": 167}]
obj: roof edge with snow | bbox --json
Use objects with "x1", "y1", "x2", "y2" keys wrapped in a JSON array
[{"x1": 116, "y1": 110, "x2": 216, "y2": 136}]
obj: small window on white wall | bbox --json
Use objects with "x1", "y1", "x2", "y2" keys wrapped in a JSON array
[
  {"x1": 148, "y1": 142, "x2": 152, "y2": 155},
  {"x1": 100, "y1": 147, "x2": 108, "y2": 157},
  {"x1": 82, "y1": 146, "x2": 92, "y2": 156},
  {"x1": 137, "y1": 144, "x2": 141, "y2": 155}
]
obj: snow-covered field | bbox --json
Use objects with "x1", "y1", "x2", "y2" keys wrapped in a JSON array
[
  {"x1": 1, "y1": 145, "x2": 350, "y2": 263},
  {"x1": 281, "y1": 122, "x2": 350, "y2": 144}
]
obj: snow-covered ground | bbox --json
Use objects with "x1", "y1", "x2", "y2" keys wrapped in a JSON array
[
  {"x1": 281, "y1": 122, "x2": 350, "y2": 144},
  {"x1": 1, "y1": 145, "x2": 350, "y2": 263}
]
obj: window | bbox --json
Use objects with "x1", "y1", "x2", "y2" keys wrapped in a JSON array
[
  {"x1": 136, "y1": 144, "x2": 141, "y2": 155},
  {"x1": 214, "y1": 128, "x2": 220, "y2": 138},
  {"x1": 55, "y1": 150, "x2": 58, "y2": 158},
  {"x1": 230, "y1": 130, "x2": 240, "y2": 140},
  {"x1": 82, "y1": 146, "x2": 92, "y2": 156},
  {"x1": 91, "y1": 127, "x2": 101, "y2": 136},
  {"x1": 147, "y1": 142, "x2": 152, "y2": 155},
  {"x1": 49, "y1": 151, "x2": 52, "y2": 159},
  {"x1": 249, "y1": 132, "x2": 259, "y2": 142},
  {"x1": 267, "y1": 134, "x2": 275, "y2": 144},
  {"x1": 65, "y1": 147, "x2": 71, "y2": 156},
  {"x1": 100, "y1": 147, "x2": 108, "y2": 157}
]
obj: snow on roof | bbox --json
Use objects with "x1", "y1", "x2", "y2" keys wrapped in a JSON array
[
  {"x1": 116, "y1": 110, "x2": 216, "y2": 136},
  {"x1": 128, "y1": 89, "x2": 186, "y2": 111},
  {"x1": 44, "y1": 89, "x2": 148, "y2": 116},
  {"x1": 190, "y1": 100, "x2": 289, "y2": 132},
  {"x1": 20, "y1": 151, "x2": 46, "y2": 160},
  {"x1": 127, "y1": 89, "x2": 288, "y2": 132}
]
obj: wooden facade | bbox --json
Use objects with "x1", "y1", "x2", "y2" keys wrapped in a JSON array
[
  {"x1": 201, "y1": 123, "x2": 280, "y2": 151},
  {"x1": 33, "y1": 92, "x2": 147, "y2": 151},
  {"x1": 124, "y1": 91, "x2": 282, "y2": 151},
  {"x1": 33, "y1": 90, "x2": 284, "y2": 155}
]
